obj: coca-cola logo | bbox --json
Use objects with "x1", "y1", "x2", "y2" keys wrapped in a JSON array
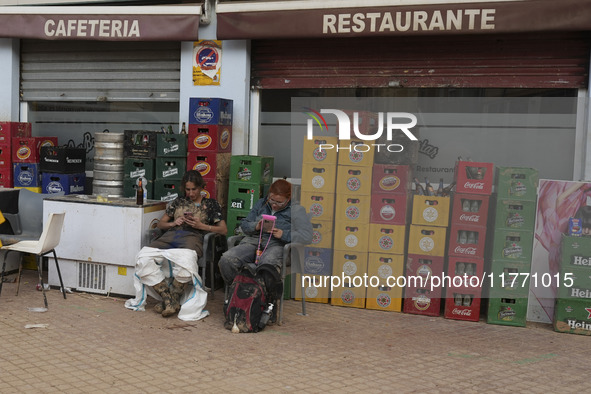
[
  {"x1": 459, "y1": 214, "x2": 480, "y2": 223},
  {"x1": 463, "y1": 181, "x2": 485, "y2": 190},
  {"x1": 454, "y1": 246, "x2": 477, "y2": 255},
  {"x1": 452, "y1": 308, "x2": 472, "y2": 316}
]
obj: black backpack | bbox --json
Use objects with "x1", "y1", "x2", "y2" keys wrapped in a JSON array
[{"x1": 223, "y1": 265, "x2": 282, "y2": 333}]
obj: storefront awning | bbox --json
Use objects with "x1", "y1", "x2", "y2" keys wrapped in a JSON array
[
  {"x1": 217, "y1": 0, "x2": 591, "y2": 39},
  {"x1": 0, "y1": 4, "x2": 202, "y2": 41}
]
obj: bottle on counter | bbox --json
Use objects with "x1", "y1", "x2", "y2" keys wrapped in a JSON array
[
  {"x1": 136, "y1": 179, "x2": 144, "y2": 206},
  {"x1": 181, "y1": 122, "x2": 187, "y2": 134}
]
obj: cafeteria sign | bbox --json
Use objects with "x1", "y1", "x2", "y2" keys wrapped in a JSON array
[{"x1": 193, "y1": 40, "x2": 221, "y2": 86}]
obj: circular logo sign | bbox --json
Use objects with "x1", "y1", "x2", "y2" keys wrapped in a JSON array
[
  {"x1": 16, "y1": 146, "x2": 32, "y2": 160},
  {"x1": 194, "y1": 134, "x2": 212, "y2": 149},
  {"x1": 423, "y1": 207, "x2": 439, "y2": 222},
  {"x1": 311, "y1": 175, "x2": 325, "y2": 189},
  {"x1": 220, "y1": 128, "x2": 231, "y2": 150},
  {"x1": 378, "y1": 264, "x2": 393, "y2": 279},
  {"x1": 196, "y1": 46, "x2": 219, "y2": 71},
  {"x1": 305, "y1": 286, "x2": 319, "y2": 299},
  {"x1": 379, "y1": 176, "x2": 400, "y2": 191},
  {"x1": 313, "y1": 147, "x2": 327, "y2": 161},
  {"x1": 309, "y1": 203, "x2": 323, "y2": 217},
  {"x1": 414, "y1": 294, "x2": 431, "y2": 311},
  {"x1": 378, "y1": 236, "x2": 393, "y2": 250},
  {"x1": 345, "y1": 205, "x2": 360, "y2": 220},
  {"x1": 195, "y1": 107, "x2": 215, "y2": 123},
  {"x1": 47, "y1": 181, "x2": 64, "y2": 194},
  {"x1": 347, "y1": 177, "x2": 361, "y2": 191},
  {"x1": 311, "y1": 230, "x2": 322, "y2": 245},
  {"x1": 193, "y1": 161, "x2": 211, "y2": 177},
  {"x1": 348, "y1": 151, "x2": 363, "y2": 163},
  {"x1": 342, "y1": 261, "x2": 357, "y2": 276},
  {"x1": 341, "y1": 289, "x2": 355, "y2": 304},
  {"x1": 17, "y1": 170, "x2": 34, "y2": 186},
  {"x1": 380, "y1": 205, "x2": 396, "y2": 221},
  {"x1": 419, "y1": 237, "x2": 435, "y2": 252},
  {"x1": 344, "y1": 234, "x2": 358, "y2": 248},
  {"x1": 377, "y1": 293, "x2": 392, "y2": 308}
]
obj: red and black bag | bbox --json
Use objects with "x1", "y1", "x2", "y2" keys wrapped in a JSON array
[{"x1": 224, "y1": 270, "x2": 267, "y2": 333}]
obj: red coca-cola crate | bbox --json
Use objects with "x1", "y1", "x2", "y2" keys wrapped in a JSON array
[
  {"x1": 0, "y1": 143, "x2": 10, "y2": 167},
  {"x1": 12, "y1": 137, "x2": 58, "y2": 163},
  {"x1": 370, "y1": 192, "x2": 410, "y2": 225},
  {"x1": 403, "y1": 285, "x2": 442, "y2": 317},
  {"x1": 446, "y1": 256, "x2": 485, "y2": 290},
  {"x1": 188, "y1": 124, "x2": 232, "y2": 153},
  {"x1": 371, "y1": 164, "x2": 411, "y2": 194},
  {"x1": 0, "y1": 122, "x2": 31, "y2": 143},
  {"x1": 448, "y1": 223, "x2": 488, "y2": 259},
  {"x1": 444, "y1": 288, "x2": 483, "y2": 322},
  {"x1": 0, "y1": 167, "x2": 13, "y2": 188},
  {"x1": 454, "y1": 160, "x2": 494, "y2": 195},
  {"x1": 450, "y1": 193, "x2": 490, "y2": 226},
  {"x1": 405, "y1": 254, "x2": 445, "y2": 279}
]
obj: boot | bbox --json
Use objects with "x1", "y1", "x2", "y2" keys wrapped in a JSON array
[
  {"x1": 153, "y1": 302, "x2": 165, "y2": 314},
  {"x1": 170, "y1": 279, "x2": 186, "y2": 313},
  {"x1": 153, "y1": 281, "x2": 178, "y2": 317}
]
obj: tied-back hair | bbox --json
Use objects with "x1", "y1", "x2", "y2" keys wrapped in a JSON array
[
  {"x1": 182, "y1": 170, "x2": 206, "y2": 195},
  {"x1": 269, "y1": 179, "x2": 292, "y2": 200}
]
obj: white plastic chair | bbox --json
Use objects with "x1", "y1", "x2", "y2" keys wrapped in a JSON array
[{"x1": 0, "y1": 212, "x2": 67, "y2": 308}]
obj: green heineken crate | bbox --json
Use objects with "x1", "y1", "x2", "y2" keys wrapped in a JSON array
[
  {"x1": 123, "y1": 158, "x2": 155, "y2": 180},
  {"x1": 155, "y1": 157, "x2": 186, "y2": 180},
  {"x1": 491, "y1": 229, "x2": 534, "y2": 262},
  {"x1": 227, "y1": 181, "x2": 270, "y2": 214},
  {"x1": 489, "y1": 260, "x2": 531, "y2": 296},
  {"x1": 561, "y1": 235, "x2": 591, "y2": 269},
  {"x1": 486, "y1": 297, "x2": 528, "y2": 327},
  {"x1": 226, "y1": 210, "x2": 248, "y2": 237},
  {"x1": 123, "y1": 177, "x2": 154, "y2": 199},
  {"x1": 493, "y1": 199, "x2": 536, "y2": 231},
  {"x1": 495, "y1": 167, "x2": 538, "y2": 201},
  {"x1": 554, "y1": 298, "x2": 591, "y2": 335},
  {"x1": 153, "y1": 178, "x2": 182, "y2": 202},
  {"x1": 156, "y1": 133, "x2": 188, "y2": 157},
  {"x1": 229, "y1": 155, "x2": 274, "y2": 184},
  {"x1": 557, "y1": 265, "x2": 591, "y2": 300}
]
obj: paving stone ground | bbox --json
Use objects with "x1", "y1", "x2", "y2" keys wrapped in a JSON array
[{"x1": 0, "y1": 270, "x2": 588, "y2": 393}]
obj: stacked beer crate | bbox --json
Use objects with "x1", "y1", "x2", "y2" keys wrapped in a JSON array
[
  {"x1": 296, "y1": 136, "x2": 339, "y2": 304},
  {"x1": 366, "y1": 164, "x2": 411, "y2": 312},
  {"x1": 0, "y1": 122, "x2": 31, "y2": 188},
  {"x1": 554, "y1": 235, "x2": 591, "y2": 336},
  {"x1": 403, "y1": 179, "x2": 451, "y2": 316},
  {"x1": 13, "y1": 135, "x2": 62, "y2": 194},
  {"x1": 187, "y1": 98, "x2": 233, "y2": 210},
  {"x1": 39, "y1": 146, "x2": 86, "y2": 195},
  {"x1": 123, "y1": 130, "x2": 158, "y2": 200},
  {"x1": 331, "y1": 139, "x2": 375, "y2": 309},
  {"x1": 444, "y1": 160, "x2": 494, "y2": 321},
  {"x1": 153, "y1": 133, "x2": 187, "y2": 201},
  {"x1": 226, "y1": 155, "x2": 274, "y2": 236},
  {"x1": 487, "y1": 167, "x2": 538, "y2": 327}
]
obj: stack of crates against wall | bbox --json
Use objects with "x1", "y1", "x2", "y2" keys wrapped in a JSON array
[
  {"x1": 487, "y1": 167, "x2": 538, "y2": 327},
  {"x1": 226, "y1": 155, "x2": 274, "y2": 237},
  {"x1": 443, "y1": 160, "x2": 495, "y2": 321},
  {"x1": 39, "y1": 145, "x2": 86, "y2": 195},
  {"x1": 11, "y1": 132, "x2": 62, "y2": 194},
  {"x1": 0, "y1": 122, "x2": 31, "y2": 189},
  {"x1": 123, "y1": 130, "x2": 158, "y2": 200},
  {"x1": 403, "y1": 177, "x2": 451, "y2": 317},
  {"x1": 554, "y1": 236, "x2": 591, "y2": 335},
  {"x1": 297, "y1": 136, "x2": 338, "y2": 303},
  {"x1": 366, "y1": 163, "x2": 412, "y2": 312},
  {"x1": 186, "y1": 97, "x2": 233, "y2": 212},
  {"x1": 329, "y1": 138, "x2": 376, "y2": 309}
]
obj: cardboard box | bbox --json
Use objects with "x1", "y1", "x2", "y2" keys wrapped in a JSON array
[
  {"x1": 156, "y1": 134, "x2": 188, "y2": 157},
  {"x1": 554, "y1": 298, "x2": 591, "y2": 336},
  {"x1": 370, "y1": 192, "x2": 410, "y2": 225},
  {"x1": 486, "y1": 297, "x2": 528, "y2": 327},
  {"x1": 405, "y1": 254, "x2": 445, "y2": 278},
  {"x1": 450, "y1": 193, "x2": 490, "y2": 227},
  {"x1": 302, "y1": 136, "x2": 338, "y2": 165},
  {"x1": 13, "y1": 163, "x2": 41, "y2": 188},
  {"x1": 557, "y1": 266, "x2": 591, "y2": 300},
  {"x1": 496, "y1": 167, "x2": 539, "y2": 201},
  {"x1": 229, "y1": 155, "x2": 274, "y2": 184},
  {"x1": 300, "y1": 191, "x2": 335, "y2": 221},
  {"x1": 188, "y1": 97, "x2": 233, "y2": 125},
  {"x1": 448, "y1": 223, "x2": 488, "y2": 259},
  {"x1": 187, "y1": 152, "x2": 231, "y2": 180},
  {"x1": 491, "y1": 229, "x2": 534, "y2": 262},
  {"x1": 407, "y1": 225, "x2": 447, "y2": 257},
  {"x1": 337, "y1": 139, "x2": 375, "y2": 167},
  {"x1": 123, "y1": 130, "x2": 158, "y2": 159},
  {"x1": 155, "y1": 157, "x2": 187, "y2": 180},
  {"x1": 0, "y1": 122, "x2": 31, "y2": 143},
  {"x1": 454, "y1": 160, "x2": 494, "y2": 195},
  {"x1": 371, "y1": 164, "x2": 411, "y2": 194},
  {"x1": 403, "y1": 286, "x2": 442, "y2": 317},
  {"x1": 309, "y1": 219, "x2": 334, "y2": 249},
  {"x1": 303, "y1": 247, "x2": 333, "y2": 276},
  {"x1": 124, "y1": 158, "x2": 155, "y2": 180},
  {"x1": 188, "y1": 124, "x2": 232, "y2": 153},
  {"x1": 444, "y1": 289, "x2": 482, "y2": 322},
  {"x1": 411, "y1": 195, "x2": 451, "y2": 227},
  {"x1": 294, "y1": 274, "x2": 330, "y2": 303},
  {"x1": 368, "y1": 223, "x2": 406, "y2": 254},
  {"x1": 333, "y1": 220, "x2": 370, "y2": 252},
  {"x1": 12, "y1": 137, "x2": 58, "y2": 163},
  {"x1": 0, "y1": 143, "x2": 11, "y2": 167},
  {"x1": 41, "y1": 172, "x2": 85, "y2": 195},
  {"x1": 334, "y1": 194, "x2": 371, "y2": 223},
  {"x1": 39, "y1": 146, "x2": 86, "y2": 174},
  {"x1": 227, "y1": 182, "x2": 268, "y2": 214},
  {"x1": 336, "y1": 165, "x2": 372, "y2": 195},
  {"x1": 493, "y1": 199, "x2": 536, "y2": 231},
  {"x1": 301, "y1": 162, "x2": 337, "y2": 193}
]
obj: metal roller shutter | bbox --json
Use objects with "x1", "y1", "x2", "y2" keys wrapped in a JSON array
[
  {"x1": 20, "y1": 40, "x2": 180, "y2": 102},
  {"x1": 251, "y1": 33, "x2": 589, "y2": 89}
]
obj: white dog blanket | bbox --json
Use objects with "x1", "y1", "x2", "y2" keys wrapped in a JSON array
[{"x1": 124, "y1": 247, "x2": 210, "y2": 321}]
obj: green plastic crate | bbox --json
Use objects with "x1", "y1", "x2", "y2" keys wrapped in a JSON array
[
  {"x1": 123, "y1": 158, "x2": 155, "y2": 180},
  {"x1": 494, "y1": 199, "x2": 536, "y2": 231},
  {"x1": 229, "y1": 155, "x2": 274, "y2": 184},
  {"x1": 486, "y1": 296, "x2": 528, "y2": 327},
  {"x1": 554, "y1": 298, "x2": 591, "y2": 335},
  {"x1": 156, "y1": 134, "x2": 188, "y2": 157},
  {"x1": 495, "y1": 167, "x2": 538, "y2": 201}
]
